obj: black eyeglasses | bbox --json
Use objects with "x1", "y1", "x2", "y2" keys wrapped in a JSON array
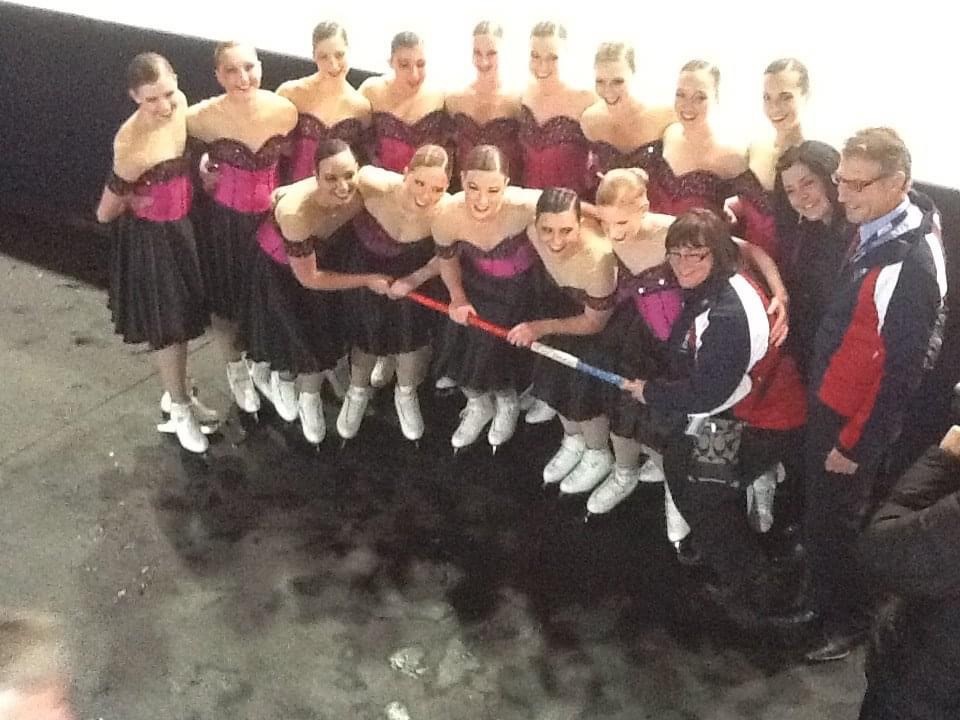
[
  {"x1": 831, "y1": 172, "x2": 888, "y2": 193},
  {"x1": 665, "y1": 249, "x2": 711, "y2": 263}
]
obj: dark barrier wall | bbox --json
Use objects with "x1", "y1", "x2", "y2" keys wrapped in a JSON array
[
  {"x1": 1, "y1": 1, "x2": 958, "y2": 452},
  {"x1": 0, "y1": 2, "x2": 373, "y2": 216}
]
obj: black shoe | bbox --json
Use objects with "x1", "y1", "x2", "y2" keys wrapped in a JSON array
[
  {"x1": 803, "y1": 631, "x2": 866, "y2": 663},
  {"x1": 675, "y1": 536, "x2": 703, "y2": 567}
]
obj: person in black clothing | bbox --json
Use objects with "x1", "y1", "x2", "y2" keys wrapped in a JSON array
[
  {"x1": 774, "y1": 141, "x2": 853, "y2": 379},
  {"x1": 855, "y1": 425, "x2": 960, "y2": 720}
]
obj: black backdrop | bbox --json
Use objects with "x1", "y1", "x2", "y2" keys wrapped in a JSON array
[
  {"x1": 1, "y1": 1, "x2": 958, "y2": 455},
  {"x1": 0, "y1": 2, "x2": 374, "y2": 216}
]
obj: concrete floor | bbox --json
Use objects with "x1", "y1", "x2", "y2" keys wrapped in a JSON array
[{"x1": 0, "y1": 217, "x2": 866, "y2": 719}]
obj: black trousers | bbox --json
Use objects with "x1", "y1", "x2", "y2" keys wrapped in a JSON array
[
  {"x1": 739, "y1": 426, "x2": 806, "y2": 534},
  {"x1": 663, "y1": 420, "x2": 766, "y2": 590},
  {"x1": 803, "y1": 401, "x2": 880, "y2": 632}
]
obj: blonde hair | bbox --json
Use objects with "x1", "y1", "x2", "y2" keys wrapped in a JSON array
[
  {"x1": 0, "y1": 611, "x2": 66, "y2": 692},
  {"x1": 408, "y1": 144, "x2": 451, "y2": 178},
  {"x1": 595, "y1": 42, "x2": 635, "y2": 73},
  {"x1": 596, "y1": 168, "x2": 650, "y2": 207},
  {"x1": 531, "y1": 21, "x2": 566, "y2": 40},
  {"x1": 473, "y1": 21, "x2": 503, "y2": 38}
]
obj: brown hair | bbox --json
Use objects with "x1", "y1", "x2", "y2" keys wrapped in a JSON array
[
  {"x1": 408, "y1": 144, "x2": 451, "y2": 178},
  {"x1": 764, "y1": 57, "x2": 809, "y2": 95},
  {"x1": 462, "y1": 144, "x2": 508, "y2": 177},
  {"x1": 665, "y1": 208, "x2": 739, "y2": 279},
  {"x1": 391, "y1": 31, "x2": 422, "y2": 56},
  {"x1": 213, "y1": 41, "x2": 257, "y2": 67},
  {"x1": 536, "y1": 187, "x2": 581, "y2": 221},
  {"x1": 313, "y1": 139, "x2": 354, "y2": 173},
  {"x1": 473, "y1": 21, "x2": 503, "y2": 38},
  {"x1": 680, "y1": 59, "x2": 720, "y2": 97},
  {"x1": 842, "y1": 127, "x2": 912, "y2": 182},
  {"x1": 594, "y1": 42, "x2": 635, "y2": 73},
  {"x1": 312, "y1": 21, "x2": 348, "y2": 50},
  {"x1": 531, "y1": 21, "x2": 567, "y2": 40},
  {"x1": 0, "y1": 611, "x2": 66, "y2": 692},
  {"x1": 126, "y1": 52, "x2": 174, "y2": 91},
  {"x1": 595, "y1": 167, "x2": 649, "y2": 206},
  {"x1": 775, "y1": 140, "x2": 840, "y2": 215}
]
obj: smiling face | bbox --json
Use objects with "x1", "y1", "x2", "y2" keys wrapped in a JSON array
[
  {"x1": 763, "y1": 69, "x2": 806, "y2": 134},
  {"x1": 674, "y1": 69, "x2": 716, "y2": 127},
  {"x1": 535, "y1": 208, "x2": 581, "y2": 254},
  {"x1": 390, "y1": 45, "x2": 426, "y2": 92},
  {"x1": 472, "y1": 33, "x2": 500, "y2": 77},
  {"x1": 597, "y1": 195, "x2": 647, "y2": 243},
  {"x1": 462, "y1": 169, "x2": 508, "y2": 221},
  {"x1": 667, "y1": 245, "x2": 713, "y2": 288},
  {"x1": 314, "y1": 34, "x2": 348, "y2": 80},
  {"x1": 215, "y1": 44, "x2": 262, "y2": 98},
  {"x1": 595, "y1": 58, "x2": 632, "y2": 107},
  {"x1": 835, "y1": 154, "x2": 905, "y2": 225},
  {"x1": 315, "y1": 150, "x2": 359, "y2": 205},
  {"x1": 130, "y1": 69, "x2": 179, "y2": 122},
  {"x1": 403, "y1": 164, "x2": 448, "y2": 209},
  {"x1": 780, "y1": 161, "x2": 833, "y2": 223},
  {"x1": 529, "y1": 35, "x2": 562, "y2": 82}
]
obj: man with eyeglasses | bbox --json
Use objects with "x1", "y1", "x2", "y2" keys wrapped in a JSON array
[{"x1": 803, "y1": 127, "x2": 947, "y2": 662}]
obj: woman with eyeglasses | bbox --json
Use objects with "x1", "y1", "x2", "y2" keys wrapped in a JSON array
[
  {"x1": 624, "y1": 209, "x2": 806, "y2": 620},
  {"x1": 587, "y1": 170, "x2": 789, "y2": 520}
]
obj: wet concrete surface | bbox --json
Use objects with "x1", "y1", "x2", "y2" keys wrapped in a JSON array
[{"x1": 0, "y1": 214, "x2": 866, "y2": 719}]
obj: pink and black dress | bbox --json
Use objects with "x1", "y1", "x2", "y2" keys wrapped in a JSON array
[
  {"x1": 285, "y1": 114, "x2": 366, "y2": 183},
  {"x1": 346, "y1": 209, "x2": 436, "y2": 356},
  {"x1": 369, "y1": 110, "x2": 449, "y2": 173},
  {"x1": 645, "y1": 156, "x2": 728, "y2": 218},
  {"x1": 518, "y1": 105, "x2": 589, "y2": 197},
  {"x1": 240, "y1": 216, "x2": 345, "y2": 376},
  {"x1": 433, "y1": 233, "x2": 541, "y2": 392},
  {"x1": 283, "y1": 113, "x2": 367, "y2": 277},
  {"x1": 451, "y1": 112, "x2": 523, "y2": 182},
  {"x1": 106, "y1": 156, "x2": 207, "y2": 350},
  {"x1": 595, "y1": 259, "x2": 682, "y2": 444},
  {"x1": 192, "y1": 135, "x2": 286, "y2": 322},
  {"x1": 586, "y1": 138, "x2": 663, "y2": 199},
  {"x1": 726, "y1": 171, "x2": 781, "y2": 263},
  {"x1": 530, "y1": 272, "x2": 616, "y2": 422}
]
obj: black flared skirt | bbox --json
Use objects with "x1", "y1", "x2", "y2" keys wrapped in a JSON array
[
  {"x1": 595, "y1": 301, "x2": 677, "y2": 446},
  {"x1": 194, "y1": 199, "x2": 263, "y2": 322},
  {"x1": 108, "y1": 214, "x2": 208, "y2": 350},
  {"x1": 346, "y1": 238, "x2": 436, "y2": 356},
  {"x1": 241, "y1": 246, "x2": 343, "y2": 375},
  {"x1": 433, "y1": 263, "x2": 537, "y2": 392}
]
